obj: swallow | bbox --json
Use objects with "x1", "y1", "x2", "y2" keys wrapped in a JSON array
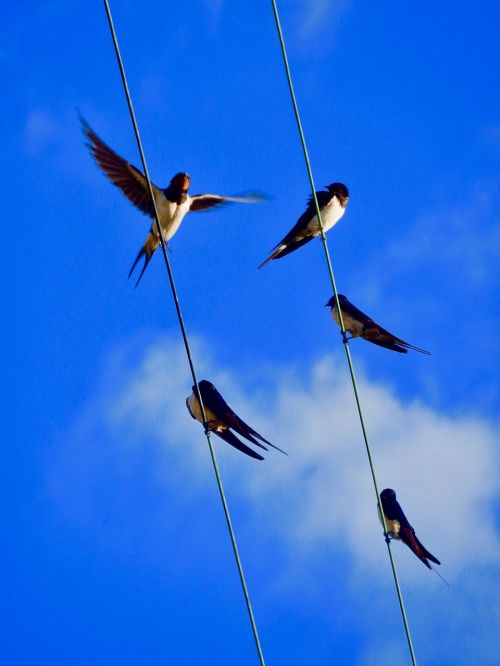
[
  {"x1": 325, "y1": 294, "x2": 430, "y2": 354},
  {"x1": 82, "y1": 117, "x2": 263, "y2": 286},
  {"x1": 186, "y1": 380, "x2": 287, "y2": 460},
  {"x1": 258, "y1": 183, "x2": 349, "y2": 268},
  {"x1": 379, "y1": 488, "x2": 441, "y2": 569}
]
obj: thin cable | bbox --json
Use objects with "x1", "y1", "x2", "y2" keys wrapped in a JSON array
[
  {"x1": 102, "y1": 3, "x2": 266, "y2": 663},
  {"x1": 269, "y1": 2, "x2": 417, "y2": 664}
]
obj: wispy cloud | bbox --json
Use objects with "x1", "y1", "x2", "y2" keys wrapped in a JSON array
[
  {"x1": 23, "y1": 109, "x2": 58, "y2": 155},
  {"x1": 294, "y1": 0, "x2": 352, "y2": 41},
  {"x1": 385, "y1": 190, "x2": 500, "y2": 286},
  {"x1": 51, "y1": 334, "x2": 500, "y2": 577},
  {"x1": 48, "y1": 334, "x2": 500, "y2": 664},
  {"x1": 349, "y1": 185, "x2": 500, "y2": 335}
]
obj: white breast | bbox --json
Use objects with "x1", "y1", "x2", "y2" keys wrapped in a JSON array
[
  {"x1": 307, "y1": 197, "x2": 345, "y2": 236},
  {"x1": 154, "y1": 195, "x2": 191, "y2": 242},
  {"x1": 385, "y1": 518, "x2": 401, "y2": 538},
  {"x1": 378, "y1": 507, "x2": 401, "y2": 538},
  {"x1": 332, "y1": 307, "x2": 363, "y2": 337},
  {"x1": 187, "y1": 392, "x2": 218, "y2": 425}
]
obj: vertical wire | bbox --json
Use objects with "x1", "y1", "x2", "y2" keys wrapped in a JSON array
[
  {"x1": 268, "y1": 2, "x2": 418, "y2": 663},
  {"x1": 102, "y1": 2, "x2": 266, "y2": 663}
]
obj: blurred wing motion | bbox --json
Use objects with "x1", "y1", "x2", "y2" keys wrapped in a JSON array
[
  {"x1": 81, "y1": 116, "x2": 160, "y2": 216},
  {"x1": 189, "y1": 193, "x2": 266, "y2": 212}
]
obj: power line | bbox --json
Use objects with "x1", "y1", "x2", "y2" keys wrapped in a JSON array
[
  {"x1": 101, "y1": 2, "x2": 266, "y2": 663},
  {"x1": 268, "y1": 2, "x2": 418, "y2": 663}
]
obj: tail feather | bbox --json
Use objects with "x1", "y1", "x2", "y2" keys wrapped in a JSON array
[
  {"x1": 399, "y1": 341, "x2": 431, "y2": 355},
  {"x1": 128, "y1": 246, "x2": 146, "y2": 279},
  {"x1": 216, "y1": 429, "x2": 264, "y2": 460},
  {"x1": 133, "y1": 255, "x2": 153, "y2": 288},
  {"x1": 258, "y1": 236, "x2": 313, "y2": 269},
  {"x1": 414, "y1": 534, "x2": 441, "y2": 567},
  {"x1": 128, "y1": 233, "x2": 159, "y2": 287},
  {"x1": 232, "y1": 421, "x2": 288, "y2": 456},
  {"x1": 248, "y1": 429, "x2": 288, "y2": 455},
  {"x1": 257, "y1": 247, "x2": 281, "y2": 270},
  {"x1": 421, "y1": 545, "x2": 441, "y2": 566},
  {"x1": 366, "y1": 338, "x2": 408, "y2": 354}
]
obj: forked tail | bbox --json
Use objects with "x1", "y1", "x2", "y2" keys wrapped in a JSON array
[{"x1": 128, "y1": 233, "x2": 159, "y2": 287}]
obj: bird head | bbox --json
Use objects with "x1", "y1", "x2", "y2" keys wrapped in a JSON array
[
  {"x1": 380, "y1": 488, "x2": 396, "y2": 501},
  {"x1": 324, "y1": 294, "x2": 347, "y2": 308},
  {"x1": 170, "y1": 172, "x2": 190, "y2": 192},
  {"x1": 326, "y1": 183, "x2": 349, "y2": 206}
]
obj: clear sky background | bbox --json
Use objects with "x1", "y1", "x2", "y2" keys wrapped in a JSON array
[{"x1": 2, "y1": 1, "x2": 500, "y2": 664}]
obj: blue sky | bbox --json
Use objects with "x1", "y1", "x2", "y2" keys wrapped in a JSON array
[{"x1": 3, "y1": 1, "x2": 500, "y2": 664}]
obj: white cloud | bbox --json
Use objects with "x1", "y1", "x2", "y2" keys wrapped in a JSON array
[
  {"x1": 50, "y1": 333, "x2": 500, "y2": 664},
  {"x1": 295, "y1": 0, "x2": 351, "y2": 40},
  {"x1": 23, "y1": 109, "x2": 58, "y2": 155},
  {"x1": 386, "y1": 191, "x2": 500, "y2": 286},
  {"x1": 58, "y1": 334, "x2": 500, "y2": 578}
]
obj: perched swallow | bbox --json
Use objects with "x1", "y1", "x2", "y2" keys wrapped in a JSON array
[
  {"x1": 82, "y1": 117, "x2": 263, "y2": 286},
  {"x1": 258, "y1": 183, "x2": 349, "y2": 268},
  {"x1": 379, "y1": 488, "x2": 440, "y2": 569},
  {"x1": 186, "y1": 380, "x2": 287, "y2": 460},
  {"x1": 325, "y1": 294, "x2": 430, "y2": 354}
]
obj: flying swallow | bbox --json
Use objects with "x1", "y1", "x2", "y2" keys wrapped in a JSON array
[
  {"x1": 82, "y1": 117, "x2": 263, "y2": 286},
  {"x1": 325, "y1": 294, "x2": 430, "y2": 354},
  {"x1": 186, "y1": 380, "x2": 287, "y2": 460},
  {"x1": 379, "y1": 488, "x2": 441, "y2": 569},
  {"x1": 258, "y1": 183, "x2": 349, "y2": 268}
]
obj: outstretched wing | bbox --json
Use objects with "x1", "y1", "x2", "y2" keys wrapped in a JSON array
[
  {"x1": 189, "y1": 193, "x2": 265, "y2": 212},
  {"x1": 82, "y1": 117, "x2": 161, "y2": 217}
]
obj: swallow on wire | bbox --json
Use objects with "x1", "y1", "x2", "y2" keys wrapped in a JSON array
[
  {"x1": 379, "y1": 488, "x2": 441, "y2": 569},
  {"x1": 81, "y1": 117, "x2": 264, "y2": 286},
  {"x1": 325, "y1": 294, "x2": 430, "y2": 355},
  {"x1": 186, "y1": 380, "x2": 287, "y2": 461},
  {"x1": 258, "y1": 183, "x2": 349, "y2": 268}
]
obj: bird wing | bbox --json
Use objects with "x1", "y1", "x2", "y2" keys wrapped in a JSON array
[
  {"x1": 200, "y1": 382, "x2": 287, "y2": 455},
  {"x1": 363, "y1": 321, "x2": 430, "y2": 355},
  {"x1": 225, "y1": 409, "x2": 289, "y2": 455},
  {"x1": 200, "y1": 382, "x2": 267, "y2": 449},
  {"x1": 273, "y1": 189, "x2": 333, "y2": 247},
  {"x1": 189, "y1": 193, "x2": 265, "y2": 212},
  {"x1": 338, "y1": 299, "x2": 378, "y2": 329},
  {"x1": 381, "y1": 494, "x2": 411, "y2": 526},
  {"x1": 186, "y1": 396, "x2": 196, "y2": 421},
  {"x1": 82, "y1": 118, "x2": 161, "y2": 217},
  {"x1": 339, "y1": 299, "x2": 430, "y2": 355},
  {"x1": 400, "y1": 526, "x2": 439, "y2": 568},
  {"x1": 214, "y1": 428, "x2": 264, "y2": 460},
  {"x1": 362, "y1": 337, "x2": 408, "y2": 353}
]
